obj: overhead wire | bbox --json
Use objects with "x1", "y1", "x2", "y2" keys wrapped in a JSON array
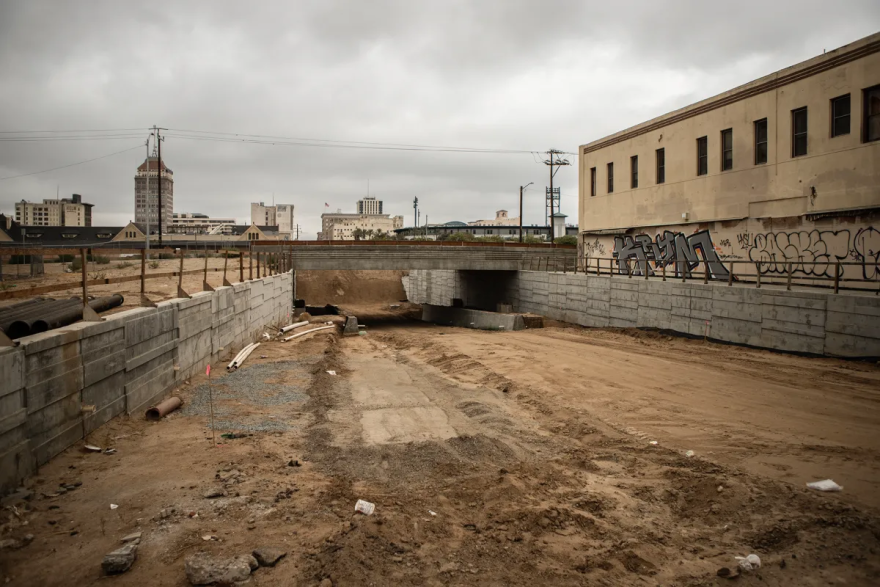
[{"x1": 0, "y1": 143, "x2": 145, "y2": 180}]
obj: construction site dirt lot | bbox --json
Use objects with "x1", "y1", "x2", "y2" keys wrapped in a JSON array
[
  {"x1": 0, "y1": 256, "x2": 258, "y2": 311},
  {"x1": 2, "y1": 311, "x2": 879, "y2": 586}
]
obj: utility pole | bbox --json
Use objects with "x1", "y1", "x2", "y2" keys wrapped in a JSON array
[
  {"x1": 544, "y1": 149, "x2": 570, "y2": 242},
  {"x1": 413, "y1": 197, "x2": 419, "y2": 233},
  {"x1": 519, "y1": 182, "x2": 533, "y2": 243},
  {"x1": 144, "y1": 130, "x2": 152, "y2": 257},
  {"x1": 154, "y1": 126, "x2": 166, "y2": 246}
]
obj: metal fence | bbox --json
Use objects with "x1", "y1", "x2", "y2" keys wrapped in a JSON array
[{"x1": 525, "y1": 255, "x2": 880, "y2": 294}]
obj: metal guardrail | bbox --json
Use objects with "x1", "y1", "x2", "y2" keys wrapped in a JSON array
[{"x1": 528, "y1": 256, "x2": 880, "y2": 294}]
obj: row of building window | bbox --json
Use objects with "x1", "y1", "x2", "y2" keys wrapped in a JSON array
[{"x1": 590, "y1": 85, "x2": 880, "y2": 196}]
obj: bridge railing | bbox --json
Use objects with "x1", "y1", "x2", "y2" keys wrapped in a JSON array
[{"x1": 529, "y1": 255, "x2": 880, "y2": 294}]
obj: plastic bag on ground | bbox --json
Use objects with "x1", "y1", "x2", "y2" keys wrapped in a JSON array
[{"x1": 806, "y1": 479, "x2": 843, "y2": 492}]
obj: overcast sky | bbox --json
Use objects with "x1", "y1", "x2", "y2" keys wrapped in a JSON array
[{"x1": 1, "y1": 1, "x2": 878, "y2": 238}]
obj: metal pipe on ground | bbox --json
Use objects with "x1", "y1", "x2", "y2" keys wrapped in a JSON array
[
  {"x1": 1, "y1": 298, "x2": 77, "y2": 331},
  {"x1": 145, "y1": 397, "x2": 182, "y2": 421},
  {"x1": 4, "y1": 299, "x2": 83, "y2": 338},
  {"x1": 29, "y1": 294, "x2": 124, "y2": 335}
]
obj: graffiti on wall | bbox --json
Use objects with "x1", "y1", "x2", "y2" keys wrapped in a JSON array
[
  {"x1": 606, "y1": 226, "x2": 879, "y2": 281},
  {"x1": 613, "y1": 230, "x2": 729, "y2": 279}
]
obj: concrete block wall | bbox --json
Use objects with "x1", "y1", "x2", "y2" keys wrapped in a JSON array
[
  {"x1": 0, "y1": 272, "x2": 292, "y2": 494},
  {"x1": 405, "y1": 269, "x2": 880, "y2": 358}
]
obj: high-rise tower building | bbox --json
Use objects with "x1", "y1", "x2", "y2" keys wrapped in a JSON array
[{"x1": 134, "y1": 154, "x2": 173, "y2": 233}]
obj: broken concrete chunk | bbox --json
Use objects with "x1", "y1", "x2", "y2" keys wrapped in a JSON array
[
  {"x1": 203, "y1": 487, "x2": 226, "y2": 499},
  {"x1": 121, "y1": 532, "x2": 142, "y2": 543},
  {"x1": 252, "y1": 546, "x2": 287, "y2": 567},
  {"x1": 185, "y1": 552, "x2": 256, "y2": 585},
  {"x1": 102, "y1": 542, "x2": 138, "y2": 575}
]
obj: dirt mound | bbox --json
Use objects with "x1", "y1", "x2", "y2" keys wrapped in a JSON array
[{"x1": 296, "y1": 270, "x2": 406, "y2": 305}]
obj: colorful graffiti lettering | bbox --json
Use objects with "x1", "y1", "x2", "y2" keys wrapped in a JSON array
[{"x1": 613, "y1": 230, "x2": 729, "y2": 279}]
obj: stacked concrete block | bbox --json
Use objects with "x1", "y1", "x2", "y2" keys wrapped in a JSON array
[
  {"x1": 0, "y1": 346, "x2": 30, "y2": 493},
  {"x1": 761, "y1": 291, "x2": 827, "y2": 354},
  {"x1": 21, "y1": 330, "x2": 84, "y2": 467},
  {"x1": 609, "y1": 280, "x2": 639, "y2": 327},
  {"x1": 583, "y1": 276, "x2": 611, "y2": 327},
  {"x1": 232, "y1": 282, "x2": 252, "y2": 350},
  {"x1": 176, "y1": 293, "x2": 214, "y2": 380},
  {"x1": 667, "y1": 283, "x2": 714, "y2": 336},
  {"x1": 70, "y1": 318, "x2": 128, "y2": 434},
  {"x1": 710, "y1": 287, "x2": 763, "y2": 346},
  {"x1": 122, "y1": 304, "x2": 178, "y2": 416},
  {"x1": 825, "y1": 294, "x2": 880, "y2": 357},
  {"x1": 211, "y1": 286, "x2": 235, "y2": 363}
]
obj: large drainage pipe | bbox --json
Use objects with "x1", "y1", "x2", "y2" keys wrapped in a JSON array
[
  {"x1": 8, "y1": 295, "x2": 126, "y2": 338},
  {"x1": 30, "y1": 294, "x2": 124, "y2": 334},
  {"x1": 5, "y1": 299, "x2": 83, "y2": 339},
  {"x1": 145, "y1": 397, "x2": 182, "y2": 421}
]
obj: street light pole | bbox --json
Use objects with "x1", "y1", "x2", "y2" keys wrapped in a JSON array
[{"x1": 519, "y1": 182, "x2": 533, "y2": 243}]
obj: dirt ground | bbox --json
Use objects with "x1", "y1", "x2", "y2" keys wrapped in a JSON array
[
  {"x1": 295, "y1": 270, "x2": 407, "y2": 306},
  {"x1": 1, "y1": 301, "x2": 879, "y2": 586},
  {"x1": 0, "y1": 256, "x2": 257, "y2": 310}
]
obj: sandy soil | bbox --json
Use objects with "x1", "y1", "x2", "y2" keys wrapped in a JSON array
[
  {"x1": 295, "y1": 271, "x2": 407, "y2": 306},
  {"x1": 1, "y1": 308, "x2": 878, "y2": 586},
  {"x1": 0, "y1": 256, "x2": 257, "y2": 310}
]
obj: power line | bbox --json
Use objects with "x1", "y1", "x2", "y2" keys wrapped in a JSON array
[
  {"x1": 164, "y1": 127, "x2": 536, "y2": 153},
  {"x1": 0, "y1": 135, "x2": 147, "y2": 142},
  {"x1": 0, "y1": 143, "x2": 144, "y2": 180},
  {"x1": 0, "y1": 128, "x2": 146, "y2": 134}
]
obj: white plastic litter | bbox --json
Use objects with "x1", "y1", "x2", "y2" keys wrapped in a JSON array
[
  {"x1": 735, "y1": 554, "x2": 761, "y2": 572},
  {"x1": 354, "y1": 499, "x2": 375, "y2": 515},
  {"x1": 84, "y1": 444, "x2": 102, "y2": 452},
  {"x1": 110, "y1": 504, "x2": 119, "y2": 510},
  {"x1": 428, "y1": 510, "x2": 437, "y2": 516},
  {"x1": 685, "y1": 450, "x2": 695, "y2": 457},
  {"x1": 807, "y1": 479, "x2": 843, "y2": 492},
  {"x1": 326, "y1": 370, "x2": 337, "y2": 376},
  {"x1": 648, "y1": 440, "x2": 658, "y2": 446}
]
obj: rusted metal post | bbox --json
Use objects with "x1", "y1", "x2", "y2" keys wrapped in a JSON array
[
  {"x1": 680, "y1": 258, "x2": 686, "y2": 283},
  {"x1": 833, "y1": 261, "x2": 840, "y2": 294},
  {"x1": 728, "y1": 262, "x2": 733, "y2": 286},
  {"x1": 239, "y1": 252, "x2": 244, "y2": 282},
  {"x1": 203, "y1": 251, "x2": 209, "y2": 283},
  {"x1": 786, "y1": 262, "x2": 792, "y2": 291},
  {"x1": 703, "y1": 259, "x2": 709, "y2": 284},
  {"x1": 626, "y1": 259, "x2": 632, "y2": 278},
  {"x1": 662, "y1": 262, "x2": 666, "y2": 281},
  {"x1": 140, "y1": 249, "x2": 146, "y2": 294},
  {"x1": 178, "y1": 249, "x2": 185, "y2": 290},
  {"x1": 248, "y1": 249, "x2": 253, "y2": 280},
  {"x1": 80, "y1": 248, "x2": 88, "y2": 304},
  {"x1": 645, "y1": 260, "x2": 649, "y2": 280},
  {"x1": 755, "y1": 262, "x2": 761, "y2": 289}
]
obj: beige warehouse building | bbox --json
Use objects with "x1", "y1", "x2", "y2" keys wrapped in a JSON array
[{"x1": 578, "y1": 32, "x2": 880, "y2": 283}]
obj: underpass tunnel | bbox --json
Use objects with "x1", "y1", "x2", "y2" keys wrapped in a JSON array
[{"x1": 456, "y1": 270, "x2": 518, "y2": 311}]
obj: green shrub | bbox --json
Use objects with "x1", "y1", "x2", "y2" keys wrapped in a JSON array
[
  {"x1": 158, "y1": 253, "x2": 175, "y2": 260},
  {"x1": 115, "y1": 261, "x2": 133, "y2": 269},
  {"x1": 148, "y1": 260, "x2": 160, "y2": 269},
  {"x1": 68, "y1": 257, "x2": 82, "y2": 271},
  {"x1": 93, "y1": 255, "x2": 110, "y2": 265},
  {"x1": 553, "y1": 235, "x2": 577, "y2": 246},
  {"x1": 57, "y1": 254, "x2": 75, "y2": 263},
  {"x1": 442, "y1": 232, "x2": 475, "y2": 242}
]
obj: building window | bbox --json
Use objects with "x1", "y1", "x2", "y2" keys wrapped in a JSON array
[
  {"x1": 721, "y1": 128, "x2": 733, "y2": 171},
  {"x1": 607, "y1": 162, "x2": 614, "y2": 193},
  {"x1": 792, "y1": 107, "x2": 808, "y2": 157},
  {"x1": 865, "y1": 85, "x2": 880, "y2": 142},
  {"x1": 754, "y1": 118, "x2": 768, "y2": 164},
  {"x1": 655, "y1": 148, "x2": 665, "y2": 184},
  {"x1": 630, "y1": 156, "x2": 638, "y2": 189},
  {"x1": 696, "y1": 136, "x2": 708, "y2": 175},
  {"x1": 831, "y1": 94, "x2": 850, "y2": 137},
  {"x1": 590, "y1": 167, "x2": 596, "y2": 197}
]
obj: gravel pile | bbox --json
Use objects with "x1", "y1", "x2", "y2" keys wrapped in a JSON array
[{"x1": 182, "y1": 361, "x2": 311, "y2": 432}]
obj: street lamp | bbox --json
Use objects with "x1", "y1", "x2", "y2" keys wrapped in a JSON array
[{"x1": 519, "y1": 182, "x2": 533, "y2": 243}]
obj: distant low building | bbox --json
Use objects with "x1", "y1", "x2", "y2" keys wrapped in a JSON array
[
  {"x1": 468, "y1": 210, "x2": 520, "y2": 227},
  {"x1": 170, "y1": 213, "x2": 238, "y2": 235},
  {"x1": 251, "y1": 202, "x2": 295, "y2": 240},
  {"x1": 395, "y1": 220, "x2": 577, "y2": 241},
  {"x1": 319, "y1": 198, "x2": 403, "y2": 240},
  {"x1": 115, "y1": 222, "x2": 283, "y2": 243},
  {"x1": 0, "y1": 224, "x2": 121, "y2": 247},
  {"x1": 14, "y1": 194, "x2": 93, "y2": 227}
]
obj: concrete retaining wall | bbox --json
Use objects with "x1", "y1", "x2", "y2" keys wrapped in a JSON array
[
  {"x1": 421, "y1": 304, "x2": 526, "y2": 331},
  {"x1": 405, "y1": 269, "x2": 880, "y2": 358},
  {"x1": 0, "y1": 272, "x2": 292, "y2": 493}
]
